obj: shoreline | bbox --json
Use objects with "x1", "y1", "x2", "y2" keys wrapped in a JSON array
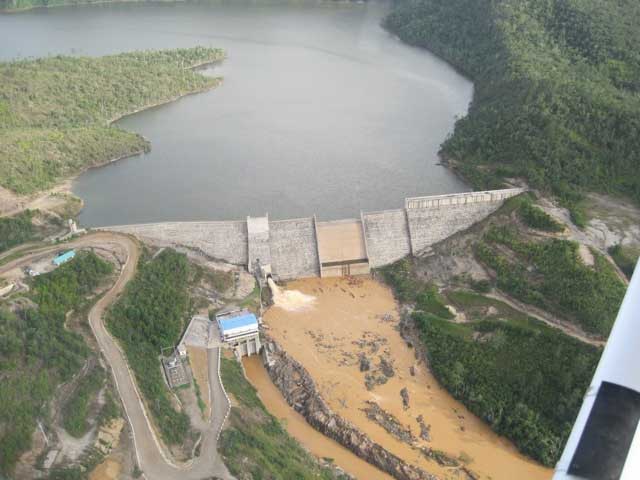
[
  {"x1": 0, "y1": 55, "x2": 225, "y2": 218},
  {"x1": 107, "y1": 60, "x2": 224, "y2": 125}
]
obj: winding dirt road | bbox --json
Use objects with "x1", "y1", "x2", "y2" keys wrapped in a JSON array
[{"x1": 1, "y1": 233, "x2": 232, "y2": 480}]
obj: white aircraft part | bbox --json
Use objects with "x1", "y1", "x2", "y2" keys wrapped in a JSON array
[{"x1": 554, "y1": 260, "x2": 640, "y2": 480}]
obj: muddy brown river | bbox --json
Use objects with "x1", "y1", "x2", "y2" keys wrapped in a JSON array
[
  {"x1": 243, "y1": 355, "x2": 395, "y2": 479},
  {"x1": 260, "y1": 278, "x2": 553, "y2": 480}
]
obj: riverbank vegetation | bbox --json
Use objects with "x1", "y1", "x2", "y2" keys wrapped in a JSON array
[
  {"x1": 380, "y1": 259, "x2": 601, "y2": 466},
  {"x1": 385, "y1": 0, "x2": 640, "y2": 214},
  {"x1": 376, "y1": 194, "x2": 627, "y2": 466},
  {"x1": 219, "y1": 357, "x2": 347, "y2": 480},
  {"x1": 412, "y1": 311, "x2": 599, "y2": 467},
  {"x1": 0, "y1": 252, "x2": 113, "y2": 475},
  {"x1": 0, "y1": 47, "x2": 224, "y2": 195},
  {"x1": 106, "y1": 248, "x2": 191, "y2": 445}
]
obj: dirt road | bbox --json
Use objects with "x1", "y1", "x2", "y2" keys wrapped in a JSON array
[{"x1": 1, "y1": 233, "x2": 232, "y2": 480}]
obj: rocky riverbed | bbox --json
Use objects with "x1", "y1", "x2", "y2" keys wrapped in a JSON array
[{"x1": 263, "y1": 339, "x2": 438, "y2": 480}]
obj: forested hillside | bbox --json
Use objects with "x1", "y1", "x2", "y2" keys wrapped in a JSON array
[
  {"x1": 0, "y1": 252, "x2": 113, "y2": 475},
  {"x1": 0, "y1": 211, "x2": 36, "y2": 253},
  {"x1": 385, "y1": 0, "x2": 640, "y2": 213},
  {"x1": 476, "y1": 225, "x2": 626, "y2": 337},
  {"x1": 381, "y1": 257, "x2": 602, "y2": 466},
  {"x1": 107, "y1": 249, "x2": 192, "y2": 444},
  {"x1": 412, "y1": 312, "x2": 599, "y2": 466},
  {"x1": 0, "y1": 47, "x2": 223, "y2": 194}
]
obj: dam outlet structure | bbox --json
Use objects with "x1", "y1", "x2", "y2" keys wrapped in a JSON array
[{"x1": 102, "y1": 188, "x2": 524, "y2": 280}]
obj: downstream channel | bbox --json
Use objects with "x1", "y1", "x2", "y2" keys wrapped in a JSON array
[{"x1": 0, "y1": 0, "x2": 472, "y2": 226}]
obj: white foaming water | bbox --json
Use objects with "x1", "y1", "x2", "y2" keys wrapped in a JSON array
[{"x1": 267, "y1": 277, "x2": 316, "y2": 312}]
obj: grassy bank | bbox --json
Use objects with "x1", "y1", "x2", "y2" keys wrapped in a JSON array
[
  {"x1": 0, "y1": 252, "x2": 113, "y2": 475},
  {"x1": 0, "y1": 47, "x2": 224, "y2": 195},
  {"x1": 106, "y1": 249, "x2": 191, "y2": 445},
  {"x1": 219, "y1": 357, "x2": 347, "y2": 480},
  {"x1": 385, "y1": 0, "x2": 640, "y2": 211}
]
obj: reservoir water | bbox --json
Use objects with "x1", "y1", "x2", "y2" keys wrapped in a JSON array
[{"x1": 1, "y1": 0, "x2": 472, "y2": 226}]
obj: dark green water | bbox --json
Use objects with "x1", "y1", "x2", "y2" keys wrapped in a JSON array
[{"x1": 0, "y1": 0, "x2": 472, "y2": 226}]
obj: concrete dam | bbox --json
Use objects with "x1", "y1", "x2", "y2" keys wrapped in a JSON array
[{"x1": 102, "y1": 188, "x2": 524, "y2": 279}]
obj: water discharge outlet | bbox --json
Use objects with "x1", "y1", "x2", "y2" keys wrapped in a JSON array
[{"x1": 267, "y1": 276, "x2": 316, "y2": 312}]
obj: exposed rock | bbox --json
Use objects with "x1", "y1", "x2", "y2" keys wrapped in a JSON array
[
  {"x1": 461, "y1": 466, "x2": 481, "y2": 480},
  {"x1": 416, "y1": 415, "x2": 431, "y2": 442},
  {"x1": 420, "y1": 447, "x2": 460, "y2": 467},
  {"x1": 359, "y1": 354, "x2": 371, "y2": 372},
  {"x1": 95, "y1": 418, "x2": 125, "y2": 455},
  {"x1": 379, "y1": 356, "x2": 395, "y2": 378},
  {"x1": 400, "y1": 388, "x2": 410, "y2": 410},
  {"x1": 361, "y1": 401, "x2": 417, "y2": 445},
  {"x1": 365, "y1": 372, "x2": 388, "y2": 391},
  {"x1": 378, "y1": 313, "x2": 395, "y2": 323},
  {"x1": 409, "y1": 365, "x2": 416, "y2": 376},
  {"x1": 264, "y1": 335, "x2": 438, "y2": 480}
]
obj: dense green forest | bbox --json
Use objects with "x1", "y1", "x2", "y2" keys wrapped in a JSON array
[
  {"x1": 0, "y1": 47, "x2": 223, "y2": 194},
  {"x1": 477, "y1": 225, "x2": 626, "y2": 336},
  {"x1": 0, "y1": 210, "x2": 37, "y2": 253},
  {"x1": 106, "y1": 249, "x2": 191, "y2": 444},
  {"x1": 412, "y1": 311, "x2": 599, "y2": 466},
  {"x1": 385, "y1": 0, "x2": 640, "y2": 212},
  {"x1": 0, "y1": 252, "x2": 113, "y2": 475},
  {"x1": 219, "y1": 357, "x2": 347, "y2": 480}
]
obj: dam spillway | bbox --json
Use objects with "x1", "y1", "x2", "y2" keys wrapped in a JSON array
[{"x1": 102, "y1": 188, "x2": 524, "y2": 279}]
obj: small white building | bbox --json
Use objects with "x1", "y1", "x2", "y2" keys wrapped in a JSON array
[{"x1": 217, "y1": 311, "x2": 261, "y2": 357}]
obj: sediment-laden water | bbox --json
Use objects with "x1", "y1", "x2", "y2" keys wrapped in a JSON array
[
  {"x1": 243, "y1": 355, "x2": 395, "y2": 480},
  {"x1": 262, "y1": 278, "x2": 553, "y2": 480},
  {"x1": 0, "y1": 0, "x2": 472, "y2": 226}
]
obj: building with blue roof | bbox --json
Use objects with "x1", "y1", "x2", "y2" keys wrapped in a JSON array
[
  {"x1": 53, "y1": 250, "x2": 76, "y2": 266},
  {"x1": 216, "y1": 309, "x2": 261, "y2": 357}
]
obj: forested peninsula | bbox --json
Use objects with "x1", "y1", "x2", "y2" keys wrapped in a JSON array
[
  {"x1": 0, "y1": 47, "x2": 223, "y2": 195},
  {"x1": 385, "y1": 0, "x2": 640, "y2": 219}
]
